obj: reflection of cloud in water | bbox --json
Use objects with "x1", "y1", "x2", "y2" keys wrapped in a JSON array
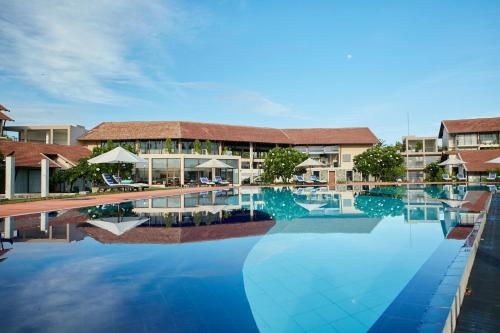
[{"x1": 11, "y1": 256, "x2": 123, "y2": 332}]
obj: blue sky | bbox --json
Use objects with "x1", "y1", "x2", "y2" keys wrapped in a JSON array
[{"x1": 1, "y1": 0, "x2": 499, "y2": 143}]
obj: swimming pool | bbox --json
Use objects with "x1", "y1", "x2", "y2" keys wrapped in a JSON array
[{"x1": 0, "y1": 185, "x2": 491, "y2": 332}]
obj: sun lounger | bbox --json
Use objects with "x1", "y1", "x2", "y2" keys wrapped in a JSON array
[
  {"x1": 487, "y1": 172, "x2": 497, "y2": 181},
  {"x1": 442, "y1": 174, "x2": 451, "y2": 181},
  {"x1": 101, "y1": 174, "x2": 131, "y2": 191},
  {"x1": 200, "y1": 177, "x2": 215, "y2": 186},
  {"x1": 295, "y1": 175, "x2": 314, "y2": 184},
  {"x1": 214, "y1": 176, "x2": 230, "y2": 185},
  {"x1": 457, "y1": 173, "x2": 466, "y2": 181},
  {"x1": 113, "y1": 175, "x2": 149, "y2": 191}
]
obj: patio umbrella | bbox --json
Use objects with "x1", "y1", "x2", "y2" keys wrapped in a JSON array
[
  {"x1": 195, "y1": 159, "x2": 234, "y2": 180},
  {"x1": 88, "y1": 146, "x2": 147, "y2": 176},
  {"x1": 439, "y1": 155, "x2": 467, "y2": 166},
  {"x1": 295, "y1": 158, "x2": 326, "y2": 169}
]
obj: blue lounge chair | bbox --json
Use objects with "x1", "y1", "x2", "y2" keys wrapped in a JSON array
[
  {"x1": 487, "y1": 172, "x2": 497, "y2": 181},
  {"x1": 442, "y1": 174, "x2": 451, "y2": 181},
  {"x1": 457, "y1": 173, "x2": 466, "y2": 181},
  {"x1": 101, "y1": 174, "x2": 131, "y2": 191},
  {"x1": 214, "y1": 176, "x2": 230, "y2": 185},
  {"x1": 113, "y1": 175, "x2": 149, "y2": 191},
  {"x1": 200, "y1": 177, "x2": 215, "y2": 186},
  {"x1": 295, "y1": 175, "x2": 313, "y2": 184}
]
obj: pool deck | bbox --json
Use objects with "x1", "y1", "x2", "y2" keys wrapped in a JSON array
[
  {"x1": 456, "y1": 193, "x2": 500, "y2": 332},
  {"x1": 0, "y1": 186, "x2": 229, "y2": 217}
]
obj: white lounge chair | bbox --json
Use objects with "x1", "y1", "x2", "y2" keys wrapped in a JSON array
[
  {"x1": 442, "y1": 174, "x2": 451, "y2": 181},
  {"x1": 113, "y1": 175, "x2": 149, "y2": 191},
  {"x1": 457, "y1": 173, "x2": 466, "y2": 181}
]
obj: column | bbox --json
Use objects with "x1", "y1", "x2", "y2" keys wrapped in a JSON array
[
  {"x1": 23, "y1": 129, "x2": 28, "y2": 142},
  {"x1": 180, "y1": 156, "x2": 185, "y2": 186},
  {"x1": 45, "y1": 131, "x2": 50, "y2": 144},
  {"x1": 249, "y1": 142, "x2": 254, "y2": 184},
  {"x1": 148, "y1": 157, "x2": 153, "y2": 186},
  {"x1": 49, "y1": 129, "x2": 54, "y2": 144},
  {"x1": 5, "y1": 155, "x2": 15, "y2": 200},
  {"x1": 40, "y1": 212, "x2": 49, "y2": 232},
  {"x1": 218, "y1": 142, "x2": 222, "y2": 155},
  {"x1": 41, "y1": 158, "x2": 49, "y2": 198}
]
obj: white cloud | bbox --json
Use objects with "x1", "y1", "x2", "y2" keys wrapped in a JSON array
[{"x1": 0, "y1": 0, "x2": 198, "y2": 104}]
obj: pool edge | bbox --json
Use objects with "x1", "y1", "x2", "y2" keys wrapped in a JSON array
[{"x1": 442, "y1": 192, "x2": 493, "y2": 333}]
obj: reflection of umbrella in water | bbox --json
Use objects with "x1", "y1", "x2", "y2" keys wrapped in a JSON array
[
  {"x1": 439, "y1": 199, "x2": 468, "y2": 208},
  {"x1": 87, "y1": 216, "x2": 149, "y2": 236},
  {"x1": 295, "y1": 201, "x2": 327, "y2": 211}
]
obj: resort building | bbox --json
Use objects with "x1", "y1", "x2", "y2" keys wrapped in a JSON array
[
  {"x1": 439, "y1": 117, "x2": 500, "y2": 151},
  {"x1": 4, "y1": 124, "x2": 88, "y2": 146},
  {"x1": 78, "y1": 121, "x2": 380, "y2": 186},
  {"x1": 402, "y1": 135, "x2": 442, "y2": 182},
  {"x1": 0, "y1": 104, "x2": 13, "y2": 138}
]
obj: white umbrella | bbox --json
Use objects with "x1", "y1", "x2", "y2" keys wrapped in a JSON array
[
  {"x1": 88, "y1": 146, "x2": 147, "y2": 164},
  {"x1": 195, "y1": 159, "x2": 234, "y2": 181},
  {"x1": 487, "y1": 157, "x2": 500, "y2": 164},
  {"x1": 195, "y1": 159, "x2": 234, "y2": 169},
  {"x1": 87, "y1": 216, "x2": 149, "y2": 236},
  {"x1": 295, "y1": 158, "x2": 326, "y2": 169},
  {"x1": 439, "y1": 155, "x2": 467, "y2": 166}
]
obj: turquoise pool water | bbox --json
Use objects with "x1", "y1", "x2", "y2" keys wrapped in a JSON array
[{"x1": 0, "y1": 185, "x2": 489, "y2": 332}]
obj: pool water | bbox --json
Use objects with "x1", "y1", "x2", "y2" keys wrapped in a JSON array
[{"x1": 0, "y1": 185, "x2": 490, "y2": 332}]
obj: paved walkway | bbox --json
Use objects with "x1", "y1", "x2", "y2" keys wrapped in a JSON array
[
  {"x1": 0, "y1": 186, "x2": 228, "y2": 217},
  {"x1": 456, "y1": 193, "x2": 500, "y2": 332}
]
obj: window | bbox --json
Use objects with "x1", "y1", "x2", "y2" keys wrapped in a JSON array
[
  {"x1": 342, "y1": 154, "x2": 351, "y2": 162},
  {"x1": 152, "y1": 158, "x2": 181, "y2": 186},
  {"x1": 479, "y1": 133, "x2": 498, "y2": 145},
  {"x1": 241, "y1": 162, "x2": 251, "y2": 169},
  {"x1": 455, "y1": 134, "x2": 477, "y2": 146}
]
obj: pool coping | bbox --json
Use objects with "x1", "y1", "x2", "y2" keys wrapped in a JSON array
[{"x1": 441, "y1": 192, "x2": 493, "y2": 333}]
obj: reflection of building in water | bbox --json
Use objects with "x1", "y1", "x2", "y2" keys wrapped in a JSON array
[
  {"x1": 80, "y1": 188, "x2": 275, "y2": 244},
  {"x1": 1, "y1": 211, "x2": 86, "y2": 243},
  {"x1": 403, "y1": 187, "x2": 442, "y2": 224}
]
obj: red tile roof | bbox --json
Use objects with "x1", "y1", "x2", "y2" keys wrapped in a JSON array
[
  {"x1": 80, "y1": 220, "x2": 276, "y2": 244},
  {"x1": 0, "y1": 141, "x2": 91, "y2": 168},
  {"x1": 446, "y1": 226, "x2": 473, "y2": 240},
  {"x1": 79, "y1": 121, "x2": 380, "y2": 145},
  {"x1": 439, "y1": 117, "x2": 500, "y2": 137},
  {"x1": 456, "y1": 150, "x2": 500, "y2": 172}
]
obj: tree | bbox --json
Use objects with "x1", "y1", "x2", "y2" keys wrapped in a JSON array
[
  {"x1": 194, "y1": 139, "x2": 202, "y2": 154},
  {"x1": 50, "y1": 141, "x2": 138, "y2": 190},
  {"x1": 423, "y1": 162, "x2": 446, "y2": 182},
  {"x1": 263, "y1": 147, "x2": 307, "y2": 182},
  {"x1": 165, "y1": 138, "x2": 172, "y2": 154},
  {"x1": 353, "y1": 144, "x2": 405, "y2": 181},
  {"x1": 205, "y1": 140, "x2": 212, "y2": 154}
]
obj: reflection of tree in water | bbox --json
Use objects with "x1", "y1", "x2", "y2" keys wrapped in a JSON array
[
  {"x1": 354, "y1": 194, "x2": 405, "y2": 218},
  {"x1": 83, "y1": 202, "x2": 137, "y2": 219},
  {"x1": 369, "y1": 186, "x2": 407, "y2": 197},
  {"x1": 424, "y1": 185, "x2": 446, "y2": 199},
  {"x1": 261, "y1": 187, "x2": 308, "y2": 221}
]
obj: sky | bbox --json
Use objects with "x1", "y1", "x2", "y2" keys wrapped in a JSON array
[{"x1": 1, "y1": 0, "x2": 499, "y2": 143}]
